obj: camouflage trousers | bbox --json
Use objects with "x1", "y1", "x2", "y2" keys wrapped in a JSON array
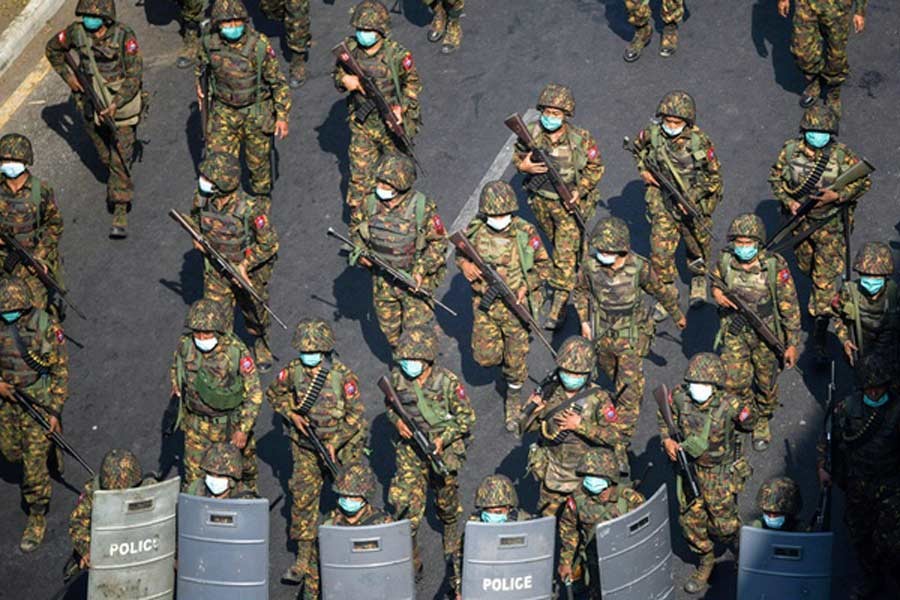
[
  {"x1": 423, "y1": 0, "x2": 465, "y2": 13},
  {"x1": 260, "y1": 0, "x2": 310, "y2": 55},
  {"x1": 791, "y1": 0, "x2": 851, "y2": 86},
  {"x1": 720, "y1": 327, "x2": 780, "y2": 423},
  {"x1": 625, "y1": 0, "x2": 684, "y2": 27},
  {"x1": 538, "y1": 485, "x2": 570, "y2": 518},
  {"x1": 288, "y1": 444, "x2": 327, "y2": 542},
  {"x1": 204, "y1": 258, "x2": 275, "y2": 336},
  {"x1": 0, "y1": 399, "x2": 52, "y2": 512},
  {"x1": 75, "y1": 94, "x2": 136, "y2": 206},
  {"x1": 181, "y1": 411, "x2": 258, "y2": 492},
  {"x1": 646, "y1": 187, "x2": 711, "y2": 285},
  {"x1": 678, "y1": 464, "x2": 740, "y2": 555},
  {"x1": 207, "y1": 102, "x2": 276, "y2": 197},
  {"x1": 179, "y1": 0, "x2": 205, "y2": 27},
  {"x1": 346, "y1": 116, "x2": 406, "y2": 211},
  {"x1": 844, "y1": 478, "x2": 900, "y2": 578},
  {"x1": 795, "y1": 216, "x2": 845, "y2": 317},
  {"x1": 529, "y1": 194, "x2": 582, "y2": 294},
  {"x1": 596, "y1": 332, "x2": 649, "y2": 439},
  {"x1": 471, "y1": 296, "x2": 529, "y2": 387},
  {"x1": 373, "y1": 273, "x2": 434, "y2": 348}
]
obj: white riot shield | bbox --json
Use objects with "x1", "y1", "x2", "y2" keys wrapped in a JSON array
[{"x1": 737, "y1": 525, "x2": 833, "y2": 600}]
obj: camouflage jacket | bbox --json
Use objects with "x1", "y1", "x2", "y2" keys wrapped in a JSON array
[
  {"x1": 69, "y1": 476, "x2": 157, "y2": 559},
  {"x1": 831, "y1": 279, "x2": 899, "y2": 360},
  {"x1": 321, "y1": 503, "x2": 393, "y2": 526},
  {"x1": 0, "y1": 174, "x2": 64, "y2": 269},
  {"x1": 558, "y1": 485, "x2": 644, "y2": 566},
  {"x1": 794, "y1": 0, "x2": 868, "y2": 18},
  {"x1": 0, "y1": 308, "x2": 68, "y2": 414},
  {"x1": 191, "y1": 190, "x2": 279, "y2": 271}
]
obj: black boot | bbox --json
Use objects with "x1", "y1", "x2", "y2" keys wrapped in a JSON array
[{"x1": 812, "y1": 316, "x2": 829, "y2": 365}]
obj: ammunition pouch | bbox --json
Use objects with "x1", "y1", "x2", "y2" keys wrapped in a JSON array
[
  {"x1": 478, "y1": 285, "x2": 501, "y2": 313},
  {"x1": 353, "y1": 94, "x2": 377, "y2": 124},
  {"x1": 681, "y1": 435, "x2": 709, "y2": 459}
]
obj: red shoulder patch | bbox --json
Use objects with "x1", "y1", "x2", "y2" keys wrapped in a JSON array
[
  {"x1": 55, "y1": 328, "x2": 65, "y2": 344},
  {"x1": 125, "y1": 38, "x2": 139, "y2": 55},
  {"x1": 529, "y1": 235, "x2": 541, "y2": 250},
  {"x1": 267, "y1": 44, "x2": 276, "y2": 59},
  {"x1": 739, "y1": 406, "x2": 750, "y2": 422},
  {"x1": 566, "y1": 496, "x2": 576, "y2": 511},
  {"x1": 456, "y1": 384, "x2": 466, "y2": 400},
  {"x1": 57, "y1": 30, "x2": 66, "y2": 44},
  {"x1": 244, "y1": 247, "x2": 253, "y2": 258},
  {"x1": 831, "y1": 293, "x2": 840, "y2": 309},
  {"x1": 432, "y1": 214, "x2": 445, "y2": 235},
  {"x1": 277, "y1": 368, "x2": 288, "y2": 383},
  {"x1": 401, "y1": 52, "x2": 414, "y2": 71},
  {"x1": 344, "y1": 380, "x2": 358, "y2": 397},
  {"x1": 240, "y1": 355, "x2": 255, "y2": 374},
  {"x1": 638, "y1": 129, "x2": 645, "y2": 142},
  {"x1": 254, "y1": 214, "x2": 267, "y2": 230},
  {"x1": 587, "y1": 145, "x2": 599, "y2": 161},
  {"x1": 603, "y1": 404, "x2": 618, "y2": 423},
  {"x1": 779, "y1": 268, "x2": 791, "y2": 283},
  {"x1": 707, "y1": 147, "x2": 716, "y2": 162}
]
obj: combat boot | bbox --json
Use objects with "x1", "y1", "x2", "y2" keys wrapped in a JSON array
[
  {"x1": 504, "y1": 383, "x2": 522, "y2": 433},
  {"x1": 289, "y1": 52, "x2": 308, "y2": 90},
  {"x1": 812, "y1": 316, "x2": 829, "y2": 365},
  {"x1": 19, "y1": 509, "x2": 47, "y2": 553},
  {"x1": 441, "y1": 16, "x2": 462, "y2": 55},
  {"x1": 659, "y1": 24, "x2": 678, "y2": 57},
  {"x1": 684, "y1": 552, "x2": 715, "y2": 593},
  {"x1": 177, "y1": 27, "x2": 200, "y2": 69},
  {"x1": 689, "y1": 276, "x2": 707, "y2": 308},
  {"x1": 254, "y1": 337, "x2": 273, "y2": 373},
  {"x1": 752, "y1": 417, "x2": 770, "y2": 452},
  {"x1": 800, "y1": 77, "x2": 820, "y2": 108},
  {"x1": 427, "y1": 2, "x2": 447, "y2": 43},
  {"x1": 652, "y1": 301, "x2": 669, "y2": 323},
  {"x1": 824, "y1": 86, "x2": 842, "y2": 118},
  {"x1": 543, "y1": 289, "x2": 568, "y2": 330},
  {"x1": 281, "y1": 540, "x2": 313, "y2": 584},
  {"x1": 109, "y1": 203, "x2": 128, "y2": 239},
  {"x1": 623, "y1": 25, "x2": 651, "y2": 63}
]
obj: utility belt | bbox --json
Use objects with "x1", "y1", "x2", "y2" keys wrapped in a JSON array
[
  {"x1": 353, "y1": 94, "x2": 377, "y2": 123},
  {"x1": 185, "y1": 409, "x2": 231, "y2": 425}
]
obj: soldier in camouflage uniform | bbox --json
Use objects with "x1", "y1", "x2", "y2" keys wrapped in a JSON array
[
  {"x1": 512, "y1": 84, "x2": 604, "y2": 331},
  {"x1": 769, "y1": 106, "x2": 871, "y2": 359},
  {"x1": 334, "y1": 1, "x2": 422, "y2": 211},
  {"x1": 385, "y1": 328, "x2": 474, "y2": 586},
  {"x1": 557, "y1": 448, "x2": 644, "y2": 597},
  {"x1": 778, "y1": 0, "x2": 868, "y2": 113},
  {"x1": 175, "y1": 0, "x2": 205, "y2": 69},
  {"x1": 350, "y1": 153, "x2": 447, "y2": 350},
  {"x1": 259, "y1": 0, "x2": 310, "y2": 87},
  {"x1": 46, "y1": 0, "x2": 143, "y2": 237},
  {"x1": 191, "y1": 151, "x2": 279, "y2": 371},
  {"x1": 0, "y1": 134, "x2": 65, "y2": 314},
  {"x1": 0, "y1": 276, "x2": 68, "y2": 552},
  {"x1": 268, "y1": 319, "x2": 368, "y2": 587},
  {"x1": 711, "y1": 214, "x2": 801, "y2": 452},
  {"x1": 421, "y1": 0, "x2": 465, "y2": 54},
  {"x1": 572, "y1": 217, "x2": 685, "y2": 471},
  {"x1": 752, "y1": 476, "x2": 804, "y2": 531},
  {"x1": 456, "y1": 181, "x2": 550, "y2": 432},
  {"x1": 169, "y1": 298, "x2": 262, "y2": 493},
  {"x1": 817, "y1": 353, "x2": 900, "y2": 600},
  {"x1": 623, "y1": 0, "x2": 684, "y2": 61},
  {"x1": 196, "y1": 0, "x2": 290, "y2": 198},
  {"x1": 657, "y1": 352, "x2": 755, "y2": 594},
  {"x1": 630, "y1": 90, "x2": 723, "y2": 308},
  {"x1": 185, "y1": 441, "x2": 252, "y2": 498}
]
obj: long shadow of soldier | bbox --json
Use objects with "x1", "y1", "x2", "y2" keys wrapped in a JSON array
[
  {"x1": 605, "y1": 180, "x2": 652, "y2": 257},
  {"x1": 158, "y1": 249, "x2": 205, "y2": 307},
  {"x1": 750, "y1": 0, "x2": 805, "y2": 95},
  {"x1": 330, "y1": 259, "x2": 393, "y2": 365},
  {"x1": 439, "y1": 272, "x2": 493, "y2": 388},
  {"x1": 185, "y1": 105, "x2": 205, "y2": 172},
  {"x1": 141, "y1": 0, "x2": 179, "y2": 26},
  {"x1": 256, "y1": 412, "x2": 296, "y2": 549},
  {"x1": 316, "y1": 100, "x2": 351, "y2": 222},
  {"x1": 369, "y1": 412, "x2": 397, "y2": 510},
  {"x1": 41, "y1": 100, "x2": 108, "y2": 184},
  {"x1": 398, "y1": 0, "x2": 430, "y2": 27}
]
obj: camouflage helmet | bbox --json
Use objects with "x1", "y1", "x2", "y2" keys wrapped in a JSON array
[
  {"x1": 76, "y1": 0, "x2": 116, "y2": 20},
  {"x1": 728, "y1": 213, "x2": 766, "y2": 244},
  {"x1": 292, "y1": 318, "x2": 335, "y2": 352},
  {"x1": 375, "y1": 153, "x2": 416, "y2": 192},
  {"x1": 394, "y1": 327, "x2": 437, "y2": 362},
  {"x1": 656, "y1": 90, "x2": 696, "y2": 125},
  {"x1": 185, "y1": 298, "x2": 227, "y2": 334},
  {"x1": 474, "y1": 474, "x2": 518, "y2": 509},
  {"x1": 800, "y1": 105, "x2": 839, "y2": 135},
  {"x1": 0, "y1": 133, "x2": 34, "y2": 165},
  {"x1": 556, "y1": 336, "x2": 595, "y2": 374},
  {"x1": 684, "y1": 352, "x2": 725, "y2": 387},
  {"x1": 576, "y1": 448, "x2": 619, "y2": 483},
  {"x1": 200, "y1": 442, "x2": 243, "y2": 480},
  {"x1": 479, "y1": 180, "x2": 518, "y2": 216},
  {"x1": 537, "y1": 83, "x2": 575, "y2": 116},
  {"x1": 332, "y1": 462, "x2": 377, "y2": 499},
  {"x1": 99, "y1": 448, "x2": 142, "y2": 490},
  {"x1": 590, "y1": 216, "x2": 630, "y2": 253},
  {"x1": 859, "y1": 352, "x2": 891, "y2": 389},
  {"x1": 199, "y1": 151, "x2": 241, "y2": 194},
  {"x1": 756, "y1": 477, "x2": 802, "y2": 516},
  {"x1": 351, "y1": 0, "x2": 391, "y2": 35},
  {"x1": 210, "y1": 0, "x2": 248, "y2": 24},
  {"x1": 853, "y1": 241, "x2": 894, "y2": 276},
  {"x1": 0, "y1": 276, "x2": 33, "y2": 312}
]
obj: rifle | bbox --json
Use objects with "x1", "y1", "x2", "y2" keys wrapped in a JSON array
[
  {"x1": 326, "y1": 227, "x2": 457, "y2": 317},
  {"x1": 0, "y1": 231, "x2": 86, "y2": 320},
  {"x1": 14, "y1": 389, "x2": 95, "y2": 477},
  {"x1": 378, "y1": 376, "x2": 450, "y2": 477},
  {"x1": 623, "y1": 136, "x2": 717, "y2": 241},
  {"x1": 292, "y1": 423, "x2": 340, "y2": 479},
  {"x1": 169, "y1": 209, "x2": 288, "y2": 330},
  {"x1": 812, "y1": 362, "x2": 836, "y2": 531},
  {"x1": 332, "y1": 41, "x2": 424, "y2": 174},
  {"x1": 505, "y1": 112, "x2": 587, "y2": 230},
  {"x1": 517, "y1": 368, "x2": 560, "y2": 432},
  {"x1": 654, "y1": 384, "x2": 701, "y2": 506},
  {"x1": 450, "y1": 231, "x2": 556, "y2": 358},
  {"x1": 63, "y1": 50, "x2": 131, "y2": 178}
]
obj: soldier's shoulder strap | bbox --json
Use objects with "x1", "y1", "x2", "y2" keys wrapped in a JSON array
[
  {"x1": 514, "y1": 226, "x2": 535, "y2": 274},
  {"x1": 382, "y1": 39, "x2": 405, "y2": 107},
  {"x1": 221, "y1": 334, "x2": 246, "y2": 374}
]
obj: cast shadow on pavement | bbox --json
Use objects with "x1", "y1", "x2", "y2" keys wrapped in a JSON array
[
  {"x1": 185, "y1": 104, "x2": 205, "y2": 172},
  {"x1": 256, "y1": 412, "x2": 301, "y2": 551},
  {"x1": 141, "y1": 0, "x2": 180, "y2": 27},
  {"x1": 42, "y1": 100, "x2": 108, "y2": 185},
  {"x1": 157, "y1": 248, "x2": 205, "y2": 306},
  {"x1": 330, "y1": 259, "x2": 393, "y2": 365},
  {"x1": 439, "y1": 273, "x2": 493, "y2": 389},
  {"x1": 316, "y1": 100, "x2": 352, "y2": 220},
  {"x1": 750, "y1": 0, "x2": 804, "y2": 95}
]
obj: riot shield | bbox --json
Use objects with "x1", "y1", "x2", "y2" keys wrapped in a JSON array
[
  {"x1": 176, "y1": 493, "x2": 269, "y2": 599},
  {"x1": 319, "y1": 519, "x2": 415, "y2": 600},
  {"x1": 737, "y1": 525, "x2": 833, "y2": 600},
  {"x1": 461, "y1": 515, "x2": 555, "y2": 600},
  {"x1": 594, "y1": 484, "x2": 674, "y2": 599},
  {"x1": 88, "y1": 476, "x2": 179, "y2": 600}
]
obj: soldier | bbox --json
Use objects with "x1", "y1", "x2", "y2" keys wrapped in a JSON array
[
  {"x1": 259, "y1": 0, "x2": 310, "y2": 87},
  {"x1": 658, "y1": 352, "x2": 755, "y2": 594},
  {"x1": 267, "y1": 319, "x2": 368, "y2": 587},
  {"x1": 711, "y1": 214, "x2": 801, "y2": 452},
  {"x1": 184, "y1": 442, "x2": 252, "y2": 498},
  {"x1": 512, "y1": 83, "x2": 604, "y2": 330},
  {"x1": 169, "y1": 298, "x2": 262, "y2": 493},
  {"x1": 350, "y1": 153, "x2": 447, "y2": 350},
  {"x1": 571, "y1": 217, "x2": 685, "y2": 470},
  {"x1": 778, "y1": 0, "x2": 867, "y2": 113},
  {"x1": 769, "y1": 106, "x2": 871, "y2": 360},
  {"x1": 0, "y1": 134, "x2": 65, "y2": 314},
  {"x1": 334, "y1": 0, "x2": 422, "y2": 211},
  {"x1": 385, "y1": 328, "x2": 475, "y2": 586},
  {"x1": 46, "y1": 0, "x2": 143, "y2": 238},
  {"x1": 831, "y1": 242, "x2": 899, "y2": 369},
  {"x1": 421, "y1": 0, "x2": 465, "y2": 54},
  {"x1": 623, "y1": 0, "x2": 685, "y2": 61},
  {"x1": 557, "y1": 448, "x2": 645, "y2": 596},
  {"x1": 175, "y1": 0, "x2": 204, "y2": 69},
  {"x1": 752, "y1": 476, "x2": 804, "y2": 531},
  {"x1": 456, "y1": 180, "x2": 550, "y2": 431},
  {"x1": 522, "y1": 336, "x2": 622, "y2": 517},
  {"x1": 324, "y1": 462, "x2": 392, "y2": 527},
  {"x1": 195, "y1": 0, "x2": 290, "y2": 199},
  {"x1": 191, "y1": 151, "x2": 279, "y2": 371},
  {"x1": 0, "y1": 276, "x2": 67, "y2": 552},
  {"x1": 630, "y1": 90, "x2": 723, "y2": 308}
]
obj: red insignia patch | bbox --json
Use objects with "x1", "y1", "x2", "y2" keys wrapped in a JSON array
[
  {"x1": 244, "y1": 247, "x2": 253, "y2": 258},
  {"x1": 254, "y1": 214, "x2": 267, "y2": 230},
  {"x1": 240, "y1": 355, "x2": 255, "y2": 374},
  {"x1": 587, "y1": 145, "x2": 599, "y2": 161},
  {"x1": 603, "y1": 404, "x2": 618, "y2": 423},
  {"x1": 55, "y1": 328, "x2": 65, "y2": 344},
  {"x1": 267, "y1": 45, "x2": 276, "y2": 59},
  {"x1": 779, "y1": 268, "x2": 791, "y2": 283},
  {"x1": 529, "y1": 235, "x2": 541, "y2": 250},
  {"x1": 566, "y1": 496, "x2": 576, "y2": 511},
  {"x1": 277, "y1": 368, "x2": 288, "y2": 383},
  {"x1": 638, "y1": 130, "x2": 645, "y2": 142},
  {"x1": 432, "y1": 214, "x2": 445, "y2": 235},
  {"x1": 456, "y1": 385, "x2": 466, "y2": 400},
  {"x1": 57, "y1": 30, "x2": 66, "y2": 44},
  {"x1": 707, "y1": 147, "x2": 716, "y2": 162},
  {"x1": 401, "y1": 52, "x2": 414, "y2": 71},
  {"x1": 125, "y1": 38, "x2": 139, "y2": 55},
  {"x1": 739, "y1": 407, "x2": 750, "y2": 422},
  {"x1": 344, "y1": 381, "x2": 357, "y2": 397},
  {"x1": 831, "y1": 294, "x2": 840, "y2": 309}
]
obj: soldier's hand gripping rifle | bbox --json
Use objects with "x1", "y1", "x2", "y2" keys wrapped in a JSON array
[
  {"x1": 14, "y1": 389, "x2": 95, "y2": 476},
  {"x1": 812, "y1": 362, "x2": 836, "y2": 531},
  {"x1": 301, "y1": 423, "x2": 340, "y2": 479},
  {"x1": 450, "y1": 231, "x2": 556, "y2": 358},
  {"x1": 326, "y1": 227, "x2": 457, "y2": 317},
  {"x1": 288, "y1": 363, "x2": 340, "y2": 479},
  {"x1": 169, "y1": 209, "x2": 288, "y2": 329},
  {"x1": 379, "y1": 376, "x2": 450, "y2": 477},
  {"x1": 654, "y1": 384, "x2": 701, "y2": 506}
]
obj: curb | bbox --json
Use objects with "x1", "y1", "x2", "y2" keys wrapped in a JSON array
[{"x1": 0, "y1": 0, "x2": 68, "y2": 80}]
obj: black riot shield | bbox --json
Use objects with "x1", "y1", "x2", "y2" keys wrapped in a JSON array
[{"x1": 737, "y1": 525, "x2": 833, "y2": 600}]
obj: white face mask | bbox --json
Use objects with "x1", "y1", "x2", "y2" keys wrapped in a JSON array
[
  {"x1": 205, "y1": 475, "x2": 230, "y2": 495},
  {"x1": 375, "y1": 185, "x2": 396, "y2": 201},
  {"x1": 198, "y1": 176, "x2": 215, "y2": 195},
  {"x1": 1, "y1": 161, "x2": 26, "y2": 179},
  {"x1": 193, "y1": 335, "x2": 218, "y2": 352},
  {"x1": 595, "y1": 252, "x2": 617, "y2": 266},
  {"x1": 662, "y1": 123, "x2": 685, "y2": 138},
  {"x1": 486, "y1": 214, "x2": 512, "y2": 231},
  {"x1": 688, "y1": 383, "x2": 714, "y2": 403}
]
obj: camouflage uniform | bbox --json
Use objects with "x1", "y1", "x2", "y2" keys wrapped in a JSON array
[
  {"x1": 658, "y1": 353, "x2": 755, "y2": 593},
  {"x1": 0, "y1": 134, "x2": 65, "y2": 313},
  {"x1": 422, "y1": 0, "x2": 465, "y2": 53},
  {"x1": 259, "y1": 0, "x2": 310, "y2": 87},
  {"x1": 624, "y1": 0, "x2": 684, "y2": 60},
  {"x1": 350, "y1": 154, "x2": 447, "y2": 349},
  {"x1": 176, "y1": 0, "x2": 205, "y2": 69},
  {"x1": 183, "y1": 441, "x2": 253, "y2": 497},
  {"x1": 631, "y1": 91, "x2": 722, "y2": 306},
  {"x1": 169, "y1": 299, "x2": 262, "y2": 492},
  {"x1": 455, "y1": 181, "x2": 550, "y2": 428},
  {"x1": 0, "y1": 277, "x2": 68, "y2": 551},
  {"x1": 333, "y1": 2, "x2": 422, "y2": 210},
  {"x1": 191, "y1": 152, "x2": 279, "y2": 369},
  {"x1": 751, "y1": 476, "x2": 804, "y2": 531},
  {"x1": 196, "y1": 0, "x2": 291, "y2": 197},
  {"x1": 268, "y1": 319, "x2": 368, "y2": 588},
  {"x1": 512, "y1": 84, "x2": 604, "y2": 328},
  {"x1": 712, "y1": 215, "x2": 801, "y2": 451},
  {"x1": 46, "y1": 0, "x2": 143, "y2": 235}
]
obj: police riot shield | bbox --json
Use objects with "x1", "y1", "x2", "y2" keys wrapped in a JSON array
[
  {"x1": 88, "y1": 476, "x2": 179, "y2": 600},
  {"x1": 594, "y1": 484, "x2": 674, "y2": 599},
  {"x1": 176, "y1": 493, "x2": 270, "y2": 599},
  {"x1": 737, "y1": 525, "x2": 833, "y2": 600},
  {"x1": 461, "y1": 515, "x2": 555, "y2": 599},
  {"x1": 319, "y1": 519, "x2": 415, "y2": 600}
]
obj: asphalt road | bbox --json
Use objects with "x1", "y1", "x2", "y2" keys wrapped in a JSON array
[{"x1": 0, "y1": 0, "x2": 898, "y2": 599}]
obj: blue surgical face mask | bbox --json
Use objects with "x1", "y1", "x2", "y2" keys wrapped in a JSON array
[
  {"x1": 299, "y1": 352, "x2": 323, "y2": 367},
  {"x1": 356, "y1": 30, "x2": 379, "y2": 48},
  {"x1": 662, "y1": 123, "x2": 684, "y2": 138},
  {"x1": 859, "y1": 276, "x2": 885, "y2": 296},
  {"x1": 762, "y1": 514, "x2": 785, "y2": 529},
  {"x1": 863, "y1": 393, "x2": 889, "y2": 408},
  {"x1": 804, "y1": 131, "x2": 831, "y2": 149},
  {"x1": 220, "y1": 24, "x2": 245, "y2": 41},
  {"x1": 583, "y1": 476, "x2": 609, "y2": 495},
  {"x1": 559, "y1": 371, "x2": 588, "y2": 392},
  {"x1": 540, "y1": 114, "x2": 564, "y2": 132},
  {"x1": 198, "y1": 176, "x2": 216, "y2": 195},
  {"x1": 82, "y1": 16, "x2": 104, "y2": 31},
  {"x1": 480, "y1": 510, "x2": 508, "y2": 524},
  {"x1": 338, "y1": 497, "x2": 365, "y2": 514},
  {"x1": 375, "y1": 185, "x2": 396, "y2": 201},
  {"x1": 733, "y1": 244, "x2": 758, "y2": 262},
  {"x1": 400, "y1": 359, "x2": 424, "y2": 379},
  {"x1": 1, "y1": 311, "x2": 23, "y2": 323},
  {"x1": 1, "y1": 162, "x2": 26, "y2": 179}
]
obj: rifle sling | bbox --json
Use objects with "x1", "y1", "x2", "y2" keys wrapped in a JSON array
[{"x1": 541, "y1": 386, "x2": 597, "y2": 423}]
